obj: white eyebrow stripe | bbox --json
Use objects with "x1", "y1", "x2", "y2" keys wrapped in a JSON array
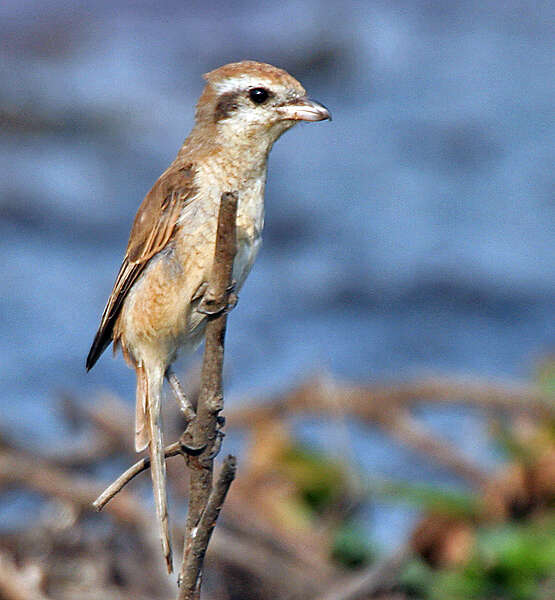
[{"x1": 213, "y1": 75, "x2": 274, "y2": 95}]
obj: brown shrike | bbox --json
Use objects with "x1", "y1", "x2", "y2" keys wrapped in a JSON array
[{"x1": 86, "y1": 60, "x2": 330, "y2": 572}]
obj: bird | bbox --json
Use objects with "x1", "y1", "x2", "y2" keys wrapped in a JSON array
[{"x1": 86, "y1": 60, "x2": 330, "y2": 573}]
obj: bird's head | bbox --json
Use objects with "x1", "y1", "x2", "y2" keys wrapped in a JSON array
[{"x1": 192, "y1": 61, "x2": 331, "y2": 153}]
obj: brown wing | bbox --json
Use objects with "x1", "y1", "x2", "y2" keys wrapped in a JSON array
[{"x1": 86, "y1": 163, "x2": 197, "y2": 370}]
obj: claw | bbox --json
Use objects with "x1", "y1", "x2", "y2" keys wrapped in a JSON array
[
  {"x1": 226, "y1": 291, "x2": 238, "y2": 312},
  {"x1": 197, "y1": 281, "x2": 238, "y2": 316},
  {"x1": 208, "y1": 415, "x2": 226, "y2": 459},
  {"x1": 208, "y1": 431, "x2": 225, "y2": 460},
  {"x1": 179, "y1": 429, "x2": 207, "y2": 455}
]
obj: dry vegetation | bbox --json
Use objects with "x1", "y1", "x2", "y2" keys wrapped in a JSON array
[{"x1": 0, "y1": 369, "x2": 553, "y2": 600}]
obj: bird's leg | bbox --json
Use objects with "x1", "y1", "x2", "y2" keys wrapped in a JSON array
[
  {"x1": 166, "y1": 368, "x2": 208, "y2": 455},
  {"x1": 165, "y1": 368, "x2": 196, "y2": 423}
]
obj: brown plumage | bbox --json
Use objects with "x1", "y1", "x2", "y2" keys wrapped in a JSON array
[
  {"x1": 86, "y1": 164, "x2": 197, "y2": 370},
  {"x1": 87, "y1": 60, "x2": 330, "y2": 574}
]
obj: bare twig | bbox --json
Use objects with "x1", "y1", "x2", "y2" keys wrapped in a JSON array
[
  {"x1": 208, "y1": 522, "x2": 336, "y2": 599},
  {"x1": 178, "y1": 191, "x2": 239, "y2": 598},
  {"x1": 83, "y1": 192, "x2": 238, "y2": 597},
  {"x1": 228, "y1": 374, "x2": 554, "y2": 426},
  {"x1": 313, "y1": 543, "x2": 412, "y2": 600},
  {"x1": 227, "y1": 374, "x2": 552, "y2": 488},
  {"x1": 179, "y1": 456, "x2": 236, "y2": 598},
  {"x1": 0, "y1": 450, "x2": 145, "y2": 526},
  {"x1": 93, "y1": 441, "x2": 183, "y2": 511},
  {"x1": 378, "y1": 408, "x2": 489, "y2": 488},
  {"x1": 86, "y1": 372, "x2": 542, "y2": 515}
]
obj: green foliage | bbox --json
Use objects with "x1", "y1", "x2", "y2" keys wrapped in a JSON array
[
  {"x1": 490, "y1": 419, "x2": 539, "y2": 464},
  {"x1": 401, "y1": 517, "x2": 555, "y2": 600},
  {"x1": 280, "y1": 445, "x2": 374, "y2": 569},
  {"x1": 537, "y1": 357, "x2": 555, "y2": 398},
  {"x1": 281, "y1": 445, "x2": 348, "y2": 513},
  {"x1": 373, "y1": 479, "x2": 479, "y2": 519},
  {"x1": 331, "y1": 522, "x2": 375, "y2": 569}
]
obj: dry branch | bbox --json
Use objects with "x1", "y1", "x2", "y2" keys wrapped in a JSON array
[
  {"x1": 228, "y1": 375, "x2": 554, "y2": 425},
  {"x1": 88, "y1": 192, "x2": 238, "y2": 597},
  {"x1": 314, "y1": 543, "x2": 412, "y2": 600},
  {"x1": 0, "y1": 450, "x2": 145, "y2": 526},
  {"x1": 379, "y1": 408, "x2": 488, "y2": 487},
  {"x1": 3, "y1": 365, "x2": 551, "y2": 598},
  {"x1": 178, "y1": 456, "x2": 236, "y2": 598},
  {"x1": 93, "y1": 441, "x2": 183, "y2": 511},
  {"x1": 227, "y1": 374, "x2": 553, "y2": 488},
  {"x1": 178, "y1": 191, "x2": 239, "y2": 598}
]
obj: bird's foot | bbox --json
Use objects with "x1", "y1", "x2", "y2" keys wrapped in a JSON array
[
  {"x1": 179, "y1": 428, "x2": 206, "y2": 456},
  {"x1": 197, "y1": 281, "x2": 238, "y2": 316},
  {"x1": 226, "y1": 290, "x2": 238, "y2": 312},
  {"x1": 179, "y1": 415, "x2": 226, "y2": 459}
]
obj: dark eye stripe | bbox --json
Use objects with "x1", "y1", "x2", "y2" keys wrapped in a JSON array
[{"x1": 214, "y1": 91, "x2": 240, "y2": 122}]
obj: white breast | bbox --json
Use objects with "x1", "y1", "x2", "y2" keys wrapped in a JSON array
[
  {"x1": 233, "y1": 232, "x2": 262, "y2": 290},
  {"x1": 189, "y1": 154, "x2": 266, "y2": 290}
]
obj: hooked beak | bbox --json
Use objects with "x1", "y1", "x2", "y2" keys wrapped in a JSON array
[{"x1": 277, "y1": 97, "x2": 332, "y2": 122}]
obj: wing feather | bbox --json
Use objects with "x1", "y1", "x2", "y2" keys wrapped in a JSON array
[{"x1": 86, "y1": 163, "x2": 196, "y2": 370}]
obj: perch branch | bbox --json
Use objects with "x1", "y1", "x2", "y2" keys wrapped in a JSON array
[
  {"x1": 178, "y1": 456, "x2": 236, "y2": 599},
  {"x1": 178, "y1": 191, "x2": 238, "y2": 598},
  {"x1": 93, "y1": 441, "x2": 183, "y2": 511}
]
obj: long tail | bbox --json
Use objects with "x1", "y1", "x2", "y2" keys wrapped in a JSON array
[{"x1": 137, "y1": 363, "x2": 173, "y2": 573}]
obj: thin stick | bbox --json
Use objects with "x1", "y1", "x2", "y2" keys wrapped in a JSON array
[
  {"x1": 178, "y1": 191, "x2": 238, "y2": 598},
  {"x1": 178, "y1": 456, "x2": 236, "y2": 598},
  {"x1": 93, "y1": 441, "x2": 183, "y2": 511},
  {"x1": 314, "y1": 543, "x2": 412, "y2": 600},
  {"x1": 379, "y1": 408, "x2": 489, "y2": 488},
  {"x1": 227, "y1": 375, "x2": 510, "y2": 488},
  {"x1": 228, "y1": 375, "x2": 554, "y2": 426},
  {"x1": 0, "y1": 450, "x2": 146, "y2": 526}
]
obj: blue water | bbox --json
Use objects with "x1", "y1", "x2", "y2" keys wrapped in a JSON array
[{"x1": 1, "y1": 0, "x2": 553, "y2": 546}]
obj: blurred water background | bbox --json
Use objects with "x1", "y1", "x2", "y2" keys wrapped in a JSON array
[{"x1": 1, "y1": 0, "x2": 553, "y2": 547}]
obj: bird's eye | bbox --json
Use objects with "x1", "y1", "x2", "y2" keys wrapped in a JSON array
[{"x1": 249, "y1": 87, "x2": 269, "y2": 104}]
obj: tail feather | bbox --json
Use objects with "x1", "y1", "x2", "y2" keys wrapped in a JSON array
[
  {"x1": 135, "y1": 365, "x2": 149, "y2": 452},
  {"x1": 145, "y1": 365, "x2": 173, "y2": 573}
]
